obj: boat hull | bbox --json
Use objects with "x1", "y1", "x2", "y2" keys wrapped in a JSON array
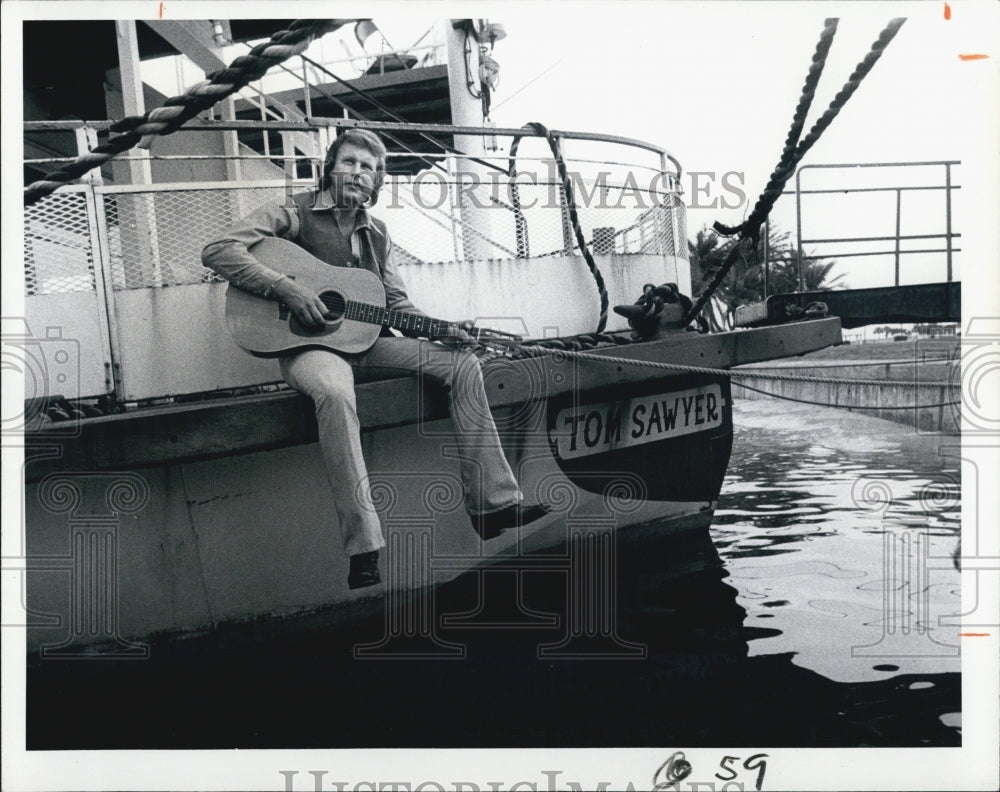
[{"x1": 22, "y1": 372, "x2": 731, "y2": 656}]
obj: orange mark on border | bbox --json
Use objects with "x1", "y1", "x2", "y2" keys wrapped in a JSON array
[
  {"x1": 959, "y1": 632, "x2": 990, "y2": 637},
  {"x1": 159, "y1": 2, "x2": 164, "y2": 18},
  {"x1": 958, "y1": 54, "x2": 989, "y2": 61},
  {"x1": 944, "y1": 2, "x2": 951, "y2": 20}
]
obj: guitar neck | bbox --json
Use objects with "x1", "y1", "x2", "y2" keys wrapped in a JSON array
[
  {"x1": 341, "y1": 299, "x2": 521, "y2": 349},
  {"x1": 342, "y1": 299, "x2": 446, "y2": 338}
]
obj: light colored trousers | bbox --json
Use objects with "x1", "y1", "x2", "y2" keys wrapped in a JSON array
[{"x1": 280, "y1": 338, "x2": 522, "y2": 557}]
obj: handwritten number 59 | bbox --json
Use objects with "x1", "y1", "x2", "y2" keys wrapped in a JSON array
[{"x1": 715, "y1": 753, "x2": 769, "y2": 791}]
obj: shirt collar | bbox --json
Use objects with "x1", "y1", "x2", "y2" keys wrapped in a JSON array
[{"x1": 310, "y1": 190, "x2": 371, "y2": 230}]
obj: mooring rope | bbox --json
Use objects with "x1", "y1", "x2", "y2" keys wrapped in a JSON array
[
  {"x1": 734, "y1": 355, "x2": 957, "y2": 369},
  {"x1": 733, "y1": 380, "x2": 960, "y2": 411},
  {"x1": 23, "y1": 19, "x2": 353, "y2": 206},
  {"x1": 683, "y1": 17, "x2": 907, "y2": 326},
  {"x1": 507, "y1": 130, "x2": 532, "y2": 258},
  {"x1": 509, "y1": 122, "x2": 610, "y2": 333},
  {"x1": 503, "y1": 339, "x2": 960, "y2": 411},
  {"x1": 514, "y1": 342, "x2": 954, "y2": 389}
]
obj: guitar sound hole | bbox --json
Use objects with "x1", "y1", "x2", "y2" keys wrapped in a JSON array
[{"x1": 320, "y1": 291, "x2": 345, "y2": 321}]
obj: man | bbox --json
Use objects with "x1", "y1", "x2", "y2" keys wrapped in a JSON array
[{"x1": 202, "y1": 129, "x2": 548, "y2": 590}]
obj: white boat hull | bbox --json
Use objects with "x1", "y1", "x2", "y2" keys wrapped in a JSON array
[{"x1": 23, "y1": 388, "x2": 726, "y2": 656}]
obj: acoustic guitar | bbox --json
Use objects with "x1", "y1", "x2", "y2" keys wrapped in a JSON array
[{"x1": 225, "y1": 237, "x2": 522, "y2": 357}]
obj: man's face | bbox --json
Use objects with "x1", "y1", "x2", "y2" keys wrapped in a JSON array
[{"x1": 328, "y1": 142, "x2": 380, "y2": 207}]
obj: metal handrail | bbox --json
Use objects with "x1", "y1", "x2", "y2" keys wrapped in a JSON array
[
  {"x1": 23, "y1": 118, "x2": 683, "y2": 177},
  {"x1": 794, "y1": 161, "x2": 960, "y2": 288},
  {"x1": 24, "y1": 118, "x2": 685, "y2": 271}
]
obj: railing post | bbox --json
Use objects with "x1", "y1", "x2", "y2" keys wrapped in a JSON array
[
  {"x1": 301, "y1": 59, "x2": 313, "y2": 118},
  {"x1": 447, "y1": 156, "x2": 462, "y2": 263},
  {"x1": 795, "y1": 167, "x2": 805, "y2": 292},
  {"x1": 894, "y1": 187, "x2": 902, "y2": 287},
  {"x1": 73, "y1": 127, "x2": 102, "y2": 186},
  {"x1": 112, "y1": 20, "x2": 161, "y2": 288},
  {"x1": 258, "y1": 82, "x2": 270, "y2": 158},
  {"x1": 113, "y1": 21, "x2": 153, "y2": 187},
  {"x1": 763, "y1": 216, "x2": 770, "y2": 299},
  {"x1": 280, "y1": 112, "x2": 297, "y2": 184},
  {"x1": 944, "y1": 162, "x2": 953, "y2": 282},
  {"x1": 89, "y1": 187, "x2": 126, "y2": 405}
]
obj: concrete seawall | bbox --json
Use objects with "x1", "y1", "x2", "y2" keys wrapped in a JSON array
[{"x1": 731, "y1": 356, "x2": 961, "y2": 434}]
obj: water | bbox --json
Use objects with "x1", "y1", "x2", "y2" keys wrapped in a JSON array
[
  {"x1": 716, "y1": 400, "x2": 961, "y2": 688},
  {"x1": 27, "y1": 400, "x2": 962, "y2": 749}
]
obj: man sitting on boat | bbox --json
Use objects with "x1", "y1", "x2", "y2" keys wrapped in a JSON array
[{"x1": 202, "y1": 129, "x2": 549, "y2": 590}]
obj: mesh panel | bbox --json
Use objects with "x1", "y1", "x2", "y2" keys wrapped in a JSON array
[
  {"x1": 675, "y1": 195, "x2": 689, "y2": 260},
  {"x1": 102, "y1": 186, "x2": 288, "y2": 289},
  {"x1": 24, "y1": 192, "x2": 96, "y2": 296},
  {"x1": 578, "y1": 185, "x2": 679, "y2": 257},
  {"x1": 25, "y1": 137, "x2": 685, "y2": 292},
  {"x1": 379, "y1": 156, "x2": 683, "y2": 265}
]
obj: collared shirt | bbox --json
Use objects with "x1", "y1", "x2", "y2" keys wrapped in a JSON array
[{"x1": 201, "y1": 190, "x2": 422, "y2": 317}]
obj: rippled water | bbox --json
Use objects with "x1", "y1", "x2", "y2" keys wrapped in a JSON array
[
  {"x1": 717, "y1": 400, "x2": 961, "y2": 685},
  {"x1": 28, "y1": 399, "x2": 962, "y2": 749}
]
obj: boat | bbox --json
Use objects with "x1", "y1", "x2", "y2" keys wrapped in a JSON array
[{"x1": 16, "y1": 17, "x2": 843, "y2": 656}]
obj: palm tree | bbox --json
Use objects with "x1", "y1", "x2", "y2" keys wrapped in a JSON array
[
  {"x1": 688, "y1": 223, "x2": 843, "y2": 329},
  {"x1": 686, "y1": 228, "x2": 733, "y2": 331}
]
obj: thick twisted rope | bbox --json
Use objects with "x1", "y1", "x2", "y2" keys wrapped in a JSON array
[
  {"x1": 24, "y1": 19, "x2": 353, "y2": 206},
  {"x1": 510, "y1": 122, "x2": 610, "y2": 333},
  {"x1": 684, "y1": 17, "x2": 907, "y2": 326},
  {"x1": 714, "y1": 18, "x2": 840, "y2": 242},
  {"x1": 683, "y1": 235, "x2": 756, "y2": 330},
  {"x1": 507, "y1": 131, "x2": 532, "y2": 258}
]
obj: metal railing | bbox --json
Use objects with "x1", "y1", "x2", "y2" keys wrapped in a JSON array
[
  {"x1": 24, "y1": 119, "x2": 684, "y2": 265},
  {"x1": 23, "y1": 119, "x2": 687, "y2": 407},
  {"x1": 794, "y1": 161, "x2": 961, "y2": 289}
]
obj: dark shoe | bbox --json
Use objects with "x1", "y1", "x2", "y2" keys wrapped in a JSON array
[
  {"x1": 348, "y1": 550, "x2": 381, "y2": 589},
  {"x1": 472, "y1": 503, "x2": 551, "y2": 540}
]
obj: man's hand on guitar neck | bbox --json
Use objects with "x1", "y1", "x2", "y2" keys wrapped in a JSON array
[
  {"x1": 431, "y1": 320, "x2": 478, "y2": 349},
  {"x1": 271, "y1": 277, "x2": 329, "y2": 329}
]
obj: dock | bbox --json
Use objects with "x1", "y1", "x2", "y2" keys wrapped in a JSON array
[{"x1": 732, "y1": 338, "x2": 960, "y2": 433}]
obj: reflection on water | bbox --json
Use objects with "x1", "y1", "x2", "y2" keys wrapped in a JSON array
[
  {"x1": 27, "y1": 401, "x2": 961, "y2": 749},
  {"x1": 717, "y1": 401, "x2": 961, "y2": 687}
]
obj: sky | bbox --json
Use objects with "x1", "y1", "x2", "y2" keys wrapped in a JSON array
[
  {"x1": 184, "y1": 0, "x2": 996, "y2": 293},
  {"x1": 380, "y1": 1, "x2": 999, "y2": 291}
]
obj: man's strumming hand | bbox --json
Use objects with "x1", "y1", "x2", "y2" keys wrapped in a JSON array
[
  {"x1": 433, "y1": 320, "x2": 477, "y2": 349},
  {"x1": 272, "y1": 277, "x2": 329, "y2": 329}
]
